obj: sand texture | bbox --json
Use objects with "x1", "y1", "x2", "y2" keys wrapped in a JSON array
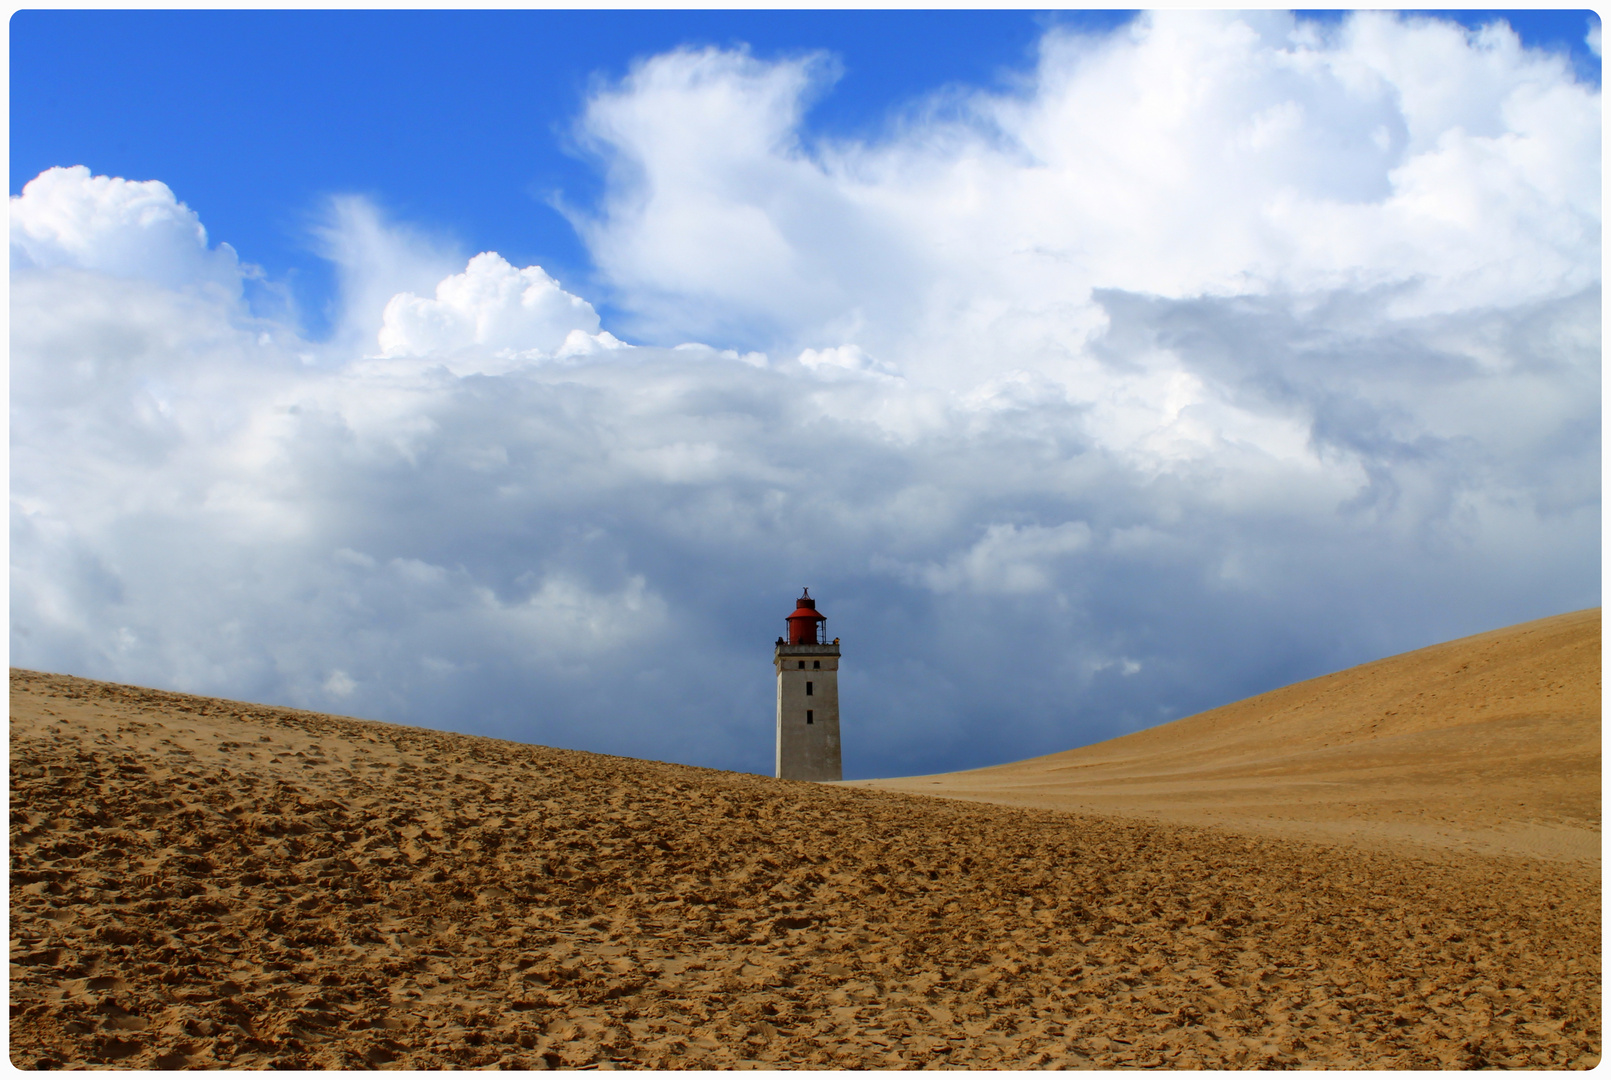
[
  {"x1": 854, "y1": 608, "x2": 1602, "y2": 865},
  {"x1": 9, "y1": 613, "x2": 1602, "y2": 1069}
]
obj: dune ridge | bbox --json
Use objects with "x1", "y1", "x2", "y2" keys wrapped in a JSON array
[
  {"x1": 9, "y1": 610, "x2": 1603, "y2": 1069},
  {"x1": 853, "y1": 608, "x2": 1601, "y2": 864}
]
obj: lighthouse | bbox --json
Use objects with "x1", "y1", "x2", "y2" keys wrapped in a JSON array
[{"x1": 774, "y1": 589, "x2": 842, "y2": 781}]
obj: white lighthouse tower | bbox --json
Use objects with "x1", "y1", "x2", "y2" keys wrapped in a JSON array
[{"x1": 774, "y1": 589, "x2": 842, "y2": 781}]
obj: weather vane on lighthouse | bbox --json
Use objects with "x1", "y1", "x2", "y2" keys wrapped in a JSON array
[{"x1": 773, "y1": 588, "x2": 842, "y2": 781}]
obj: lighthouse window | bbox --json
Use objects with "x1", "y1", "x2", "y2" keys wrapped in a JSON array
[
  {"x1": 806, "y1": 681, "x2": 813, "y2": 696},
  {"x1": 798, "y1": 661, "x2": 806, "y2": 669},
  {"x1": 807, "y1": 710, "x2": 814, "y2": 724},
  {"x1": 813, "y1": 661, "x2": 820, "y2": 669}
]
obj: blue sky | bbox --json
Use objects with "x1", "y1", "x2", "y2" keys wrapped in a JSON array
[
  {"x1": 11, "y1": 9, "x2": 1599, "y2": 338},
  {"x1": 12, "y1": 10, "x2": 1083, "y2": 336},
  {"x1": 9, "y1": 11, "x2": 1602, "y2": 779}
]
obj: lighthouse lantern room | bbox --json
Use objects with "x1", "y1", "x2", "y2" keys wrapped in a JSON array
[{"x1": 774, "y1": 588, "x2": 842, "y2": 781}]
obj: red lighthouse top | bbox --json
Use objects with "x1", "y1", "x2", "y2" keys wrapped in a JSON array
[{"x1": 785, "y1": 588, "x2": 828, "y2": 645}]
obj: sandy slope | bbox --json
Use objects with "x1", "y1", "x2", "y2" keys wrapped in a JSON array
[
  {"x1": 853, "y1": 608, "x2": 1601, "y2": 864},
  {"x1": 9, "y1": 625, "x2": 1602, "y2": 1068}
]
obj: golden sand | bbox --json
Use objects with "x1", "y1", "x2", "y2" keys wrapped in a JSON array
[
  {"x1": 8, "y1": 609, "x2": 1601, "y2": 1069},
  {"x1": 852, "y1": 608, "x2": 1601, "y2": 864}
]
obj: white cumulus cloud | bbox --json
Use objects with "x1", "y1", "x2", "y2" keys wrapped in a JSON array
[
  {"x1": 9, "y1": 11, "x2": 1600, "y2": 777},
  {"x1": 10, "y1": 165, "x2": 245, "y2": 297},
  {"x1": 574, "y1": 12, "x2": 1598, "y2": 369},
  {"x1": 377, "y1": 251, "x2": 607, "y2": 359}
]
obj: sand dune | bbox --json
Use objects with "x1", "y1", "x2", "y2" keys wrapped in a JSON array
[
  {"x1": 853, "y1": 608, "x2": 1601, "y2": 864},
  {"x1": 9, "y1": 612, "x2": 1602, "y2": 1069}
]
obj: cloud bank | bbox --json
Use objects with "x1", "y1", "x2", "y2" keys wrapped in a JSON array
[{"x1": 10, "y1": 12, "x2": 1599, "y2": 778}]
